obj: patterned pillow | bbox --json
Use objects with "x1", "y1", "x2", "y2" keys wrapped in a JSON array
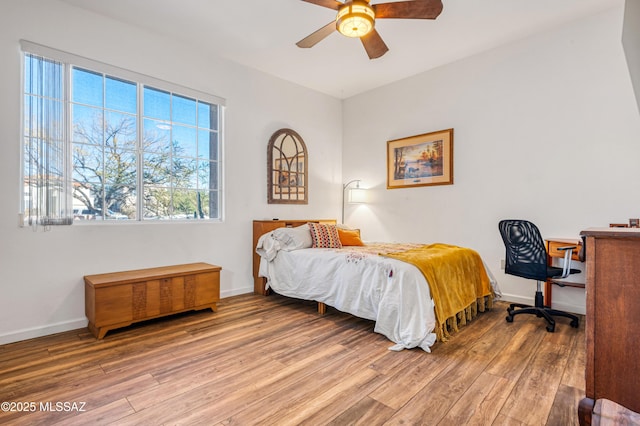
[{"x1": 308, "y1": 223, "x2": 342, "y2": 249}]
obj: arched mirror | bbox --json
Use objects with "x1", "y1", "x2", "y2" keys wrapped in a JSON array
[{"x1": 267, "y1": 128, "x2": 308, "y2": 204}]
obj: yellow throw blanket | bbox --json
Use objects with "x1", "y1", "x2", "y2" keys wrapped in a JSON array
[{"x1": 383, "y1": 243, "x2": 493, "y2": 342}]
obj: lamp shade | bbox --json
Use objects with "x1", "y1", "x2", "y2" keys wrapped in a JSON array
[{"x1": 348, "y1": 187, "x2": 367, "y2": 203}]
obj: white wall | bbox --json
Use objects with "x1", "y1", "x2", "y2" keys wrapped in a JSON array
[
  {"x1": 0, "y1": 0, "x2": 343, "y2": 344},
  {"x1": 623, "y1": 0, "x2": 640, "y2": 113},
  {"x1": 2, "y1": 2, "x2": 637, "y2": 344},
  {"x1": 343, "y1": 5, "x2": 640, "y2": 315}
]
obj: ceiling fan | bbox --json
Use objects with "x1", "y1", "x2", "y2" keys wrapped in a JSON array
[{"x1": 296, "y1": 0, "x2": 443, "y2": 60}]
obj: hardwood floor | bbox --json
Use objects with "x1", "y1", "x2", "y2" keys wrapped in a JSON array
[{"x1": 0, "y1": 293, "x2": 585, "y2": 425}]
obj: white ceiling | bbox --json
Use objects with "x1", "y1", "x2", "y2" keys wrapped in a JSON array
[{"x1": 59, "y1": 0, "x2": 621, "y2": 99}]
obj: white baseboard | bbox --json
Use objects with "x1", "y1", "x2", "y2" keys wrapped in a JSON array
[
  {"x1": 220, "y1": 286, "x2": 254, "y2": 298},
  {"x1": 0, "y1": 318, "x2": 88, "y2": 345},
  {"x1": 0, "y1": 287, "x2": 255, "y2": 345},
  {"x1": 498, "y1": 292, "x2": 585, "y2": 315}
]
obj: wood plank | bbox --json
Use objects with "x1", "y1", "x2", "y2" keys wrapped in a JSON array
[
  {"x1": 53, "y1": 398, "x2": 136, "y2": 426},
  {"x1": 325, "y1": 396, "x2": 395, "y2": 426},
  {"x1": 0, "y1": 296, "x2": 586, "y2": 425},
  {"x1": 485, "y1": 320, "x2": 546, "y2": 380},
  {"x1": 438, "y1": 372, "x2": 513, "y2": 425},
  {"x1": 548, "y1": 384, "x2": 583, "y2": 426},
  {"x1": 220, "y1": 345, "x2": 385, "y2": 425},
  {"x1": 561, "y1": 320, "x2": 587, "y2": 390},
  {"x1": 369, "y1": 353, "x2": 452, "y2": 410},
  {"x1": 497, "y1": 324, "x2": 576, "y2": 424}
]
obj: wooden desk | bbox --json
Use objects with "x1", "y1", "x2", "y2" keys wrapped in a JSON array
[{"x1": 544, "y1": 238, "x2": 585, "y2": 307}]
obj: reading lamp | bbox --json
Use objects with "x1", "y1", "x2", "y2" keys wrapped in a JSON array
[{"x1": 342, "y1": 179, "x2": 367, "y2": 224}]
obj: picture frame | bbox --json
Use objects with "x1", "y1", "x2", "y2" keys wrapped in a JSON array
[
  {"x1": 273, "y1": 156, "x2": 305, "y2": 194},
  {"x1": 267, "y1": 128, "x2": 308, "y2": 204},
  {"x1": 387, "y1": 128, "x2": 454, "y2": 189}
]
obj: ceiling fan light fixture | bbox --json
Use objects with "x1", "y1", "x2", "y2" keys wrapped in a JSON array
[{"x1": 336, "y1": 1, "x2": 375, "y2": 38}]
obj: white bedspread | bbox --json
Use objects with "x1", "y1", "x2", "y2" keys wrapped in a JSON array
[{"x1": 258, "y1": 246, "x2": 439, "y2": 352}]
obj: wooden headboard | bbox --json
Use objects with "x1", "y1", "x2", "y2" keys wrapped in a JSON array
[{"x1": 252, "y1": 219, "x2": 336, "y2": 295}]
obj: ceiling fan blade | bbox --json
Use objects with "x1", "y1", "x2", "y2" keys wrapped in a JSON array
[
  {"x1": 300, "y1": 0, "x2": 343, "y2": 11},
  {"x1": 360, "y1": 29, "x2": 389, "y2": 59},
  {"x1": 296, "y1": 21, "x2": 337, "y2": 48},
  {"x1": 374, "y1": 0, "x2": 443, "y2": 19}
]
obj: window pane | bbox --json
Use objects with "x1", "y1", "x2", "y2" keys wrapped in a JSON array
[
  {"x1": 198, "y1": 129, "x2": 217, "y2": 160},
  {"x1": 72, "y1": 180, "x2": 104, "y2": 218},
  {"x1": 105, "y1": 111, "x2": 136, "y2": 151},
  {"x1": 172, "y1": 95, "x2": 196, "y2": 126},
  {"x1": 103, "y1": 183, "x2": 134, "y2": 220},
  {"x1": 106, "y1": 76, "x2": 136, "y2": 114},
  {"x1": 208, "y1": 190, "x2": 218, "y2": 219},
  {"x1": 72, "y1": 105, "x2": 103, "y2": 145},
  {"x1": 144, "y1": 86, "x2": 170, "y2": 120},
  {"x1": 198, "y1": 161, "x2": 218, "y2": 190},
  {"x1": 155, "y1": 189, "x2": 209, "y2": 220},
  {"x1": 73, "y1": 144, "x2": 103, "y2": 184},
  {"x1": 72, "y1": 68, "x2": 103, "y2": 107},
  {"x1": 143, "y1": 118, "x2": 171, "y2": 153},
  {"x1": 104, "y1": 150, "x2": 137, "y2": 198},
  {"x1": 143, "y1": 186, "x2": 171, "y2": 219},
  {"x1": 173, "y1": 125, "x2": 197, "y2": 158},
  {"x1": 196, "y1": 191, "x2": 210, "y2": 219},
  {"x1": 172, "y1": 157, "x2": 197, "y2": 189},
  {"x1": 143, "y1": 152, "x2": 171, "y2": 187},
  {"x1": 198, "y1": 101, "x2": 217, "y2": 131},
  {"x1": 172, "y1": 189, "x2": 199, "y2": 219},
  {"x1": 198, "y1": 160, "x2": 209, "y2": 189}
]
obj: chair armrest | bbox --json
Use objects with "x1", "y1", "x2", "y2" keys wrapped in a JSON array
[{"x1": 556, "y1": 246, "x2": 577, "y2": 278}]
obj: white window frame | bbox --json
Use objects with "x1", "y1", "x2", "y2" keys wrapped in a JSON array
[{"x1": 20, "y1": 40, "x2": 225, "y2": 224}]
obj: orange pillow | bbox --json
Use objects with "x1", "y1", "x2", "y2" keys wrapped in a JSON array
[{"x1": 338, "y1": 228, "x2": 364, "y2": 246}]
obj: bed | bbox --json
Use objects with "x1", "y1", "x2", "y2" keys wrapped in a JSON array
[{"x1": 252, "y1": 219, "x2": 499, "y2": 352}]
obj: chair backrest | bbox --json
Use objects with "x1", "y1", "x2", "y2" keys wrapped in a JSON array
[{"x1": 498, "y1": 219, "x2": 548, "y2": 281}]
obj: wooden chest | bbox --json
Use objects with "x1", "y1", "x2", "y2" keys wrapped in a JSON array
[{"x1": 84, "y1": 262, "x2": 220, "y2": 339}]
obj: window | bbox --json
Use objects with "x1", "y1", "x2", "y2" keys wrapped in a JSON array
[
  {"x1": 23, "y1": 53, "x2": 72, "y2": 227},
  {"x1": 21, "y1": 41, "x2": 224, "y2": 224}
]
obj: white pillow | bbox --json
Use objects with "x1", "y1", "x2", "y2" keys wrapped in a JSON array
[
  {"x1": 256, "y1": 232, "x2": 281, "y2": 261},
  {"x1": 255, "y1": 225, "x2": 312, "y2": 262},
  {"x1": 272, "y1": 225, "x2": 313, "y2": 251}
]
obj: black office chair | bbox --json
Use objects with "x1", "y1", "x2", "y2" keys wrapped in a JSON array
[{"x1": 498, "y1": 219, "x2": 580, "y2": 332}]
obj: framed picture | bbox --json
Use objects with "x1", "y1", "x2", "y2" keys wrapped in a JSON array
[{"x1": 387, "y1": 128, "x2": 453, "y2": 189}]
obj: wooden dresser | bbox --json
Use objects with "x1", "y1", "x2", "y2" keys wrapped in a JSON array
[
  {"x1": 578, "y1": 228, "x2": 640, "y2": 425},
  {"x1": 85, "y1": 263, "x2": 220, "y2": 339}
]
